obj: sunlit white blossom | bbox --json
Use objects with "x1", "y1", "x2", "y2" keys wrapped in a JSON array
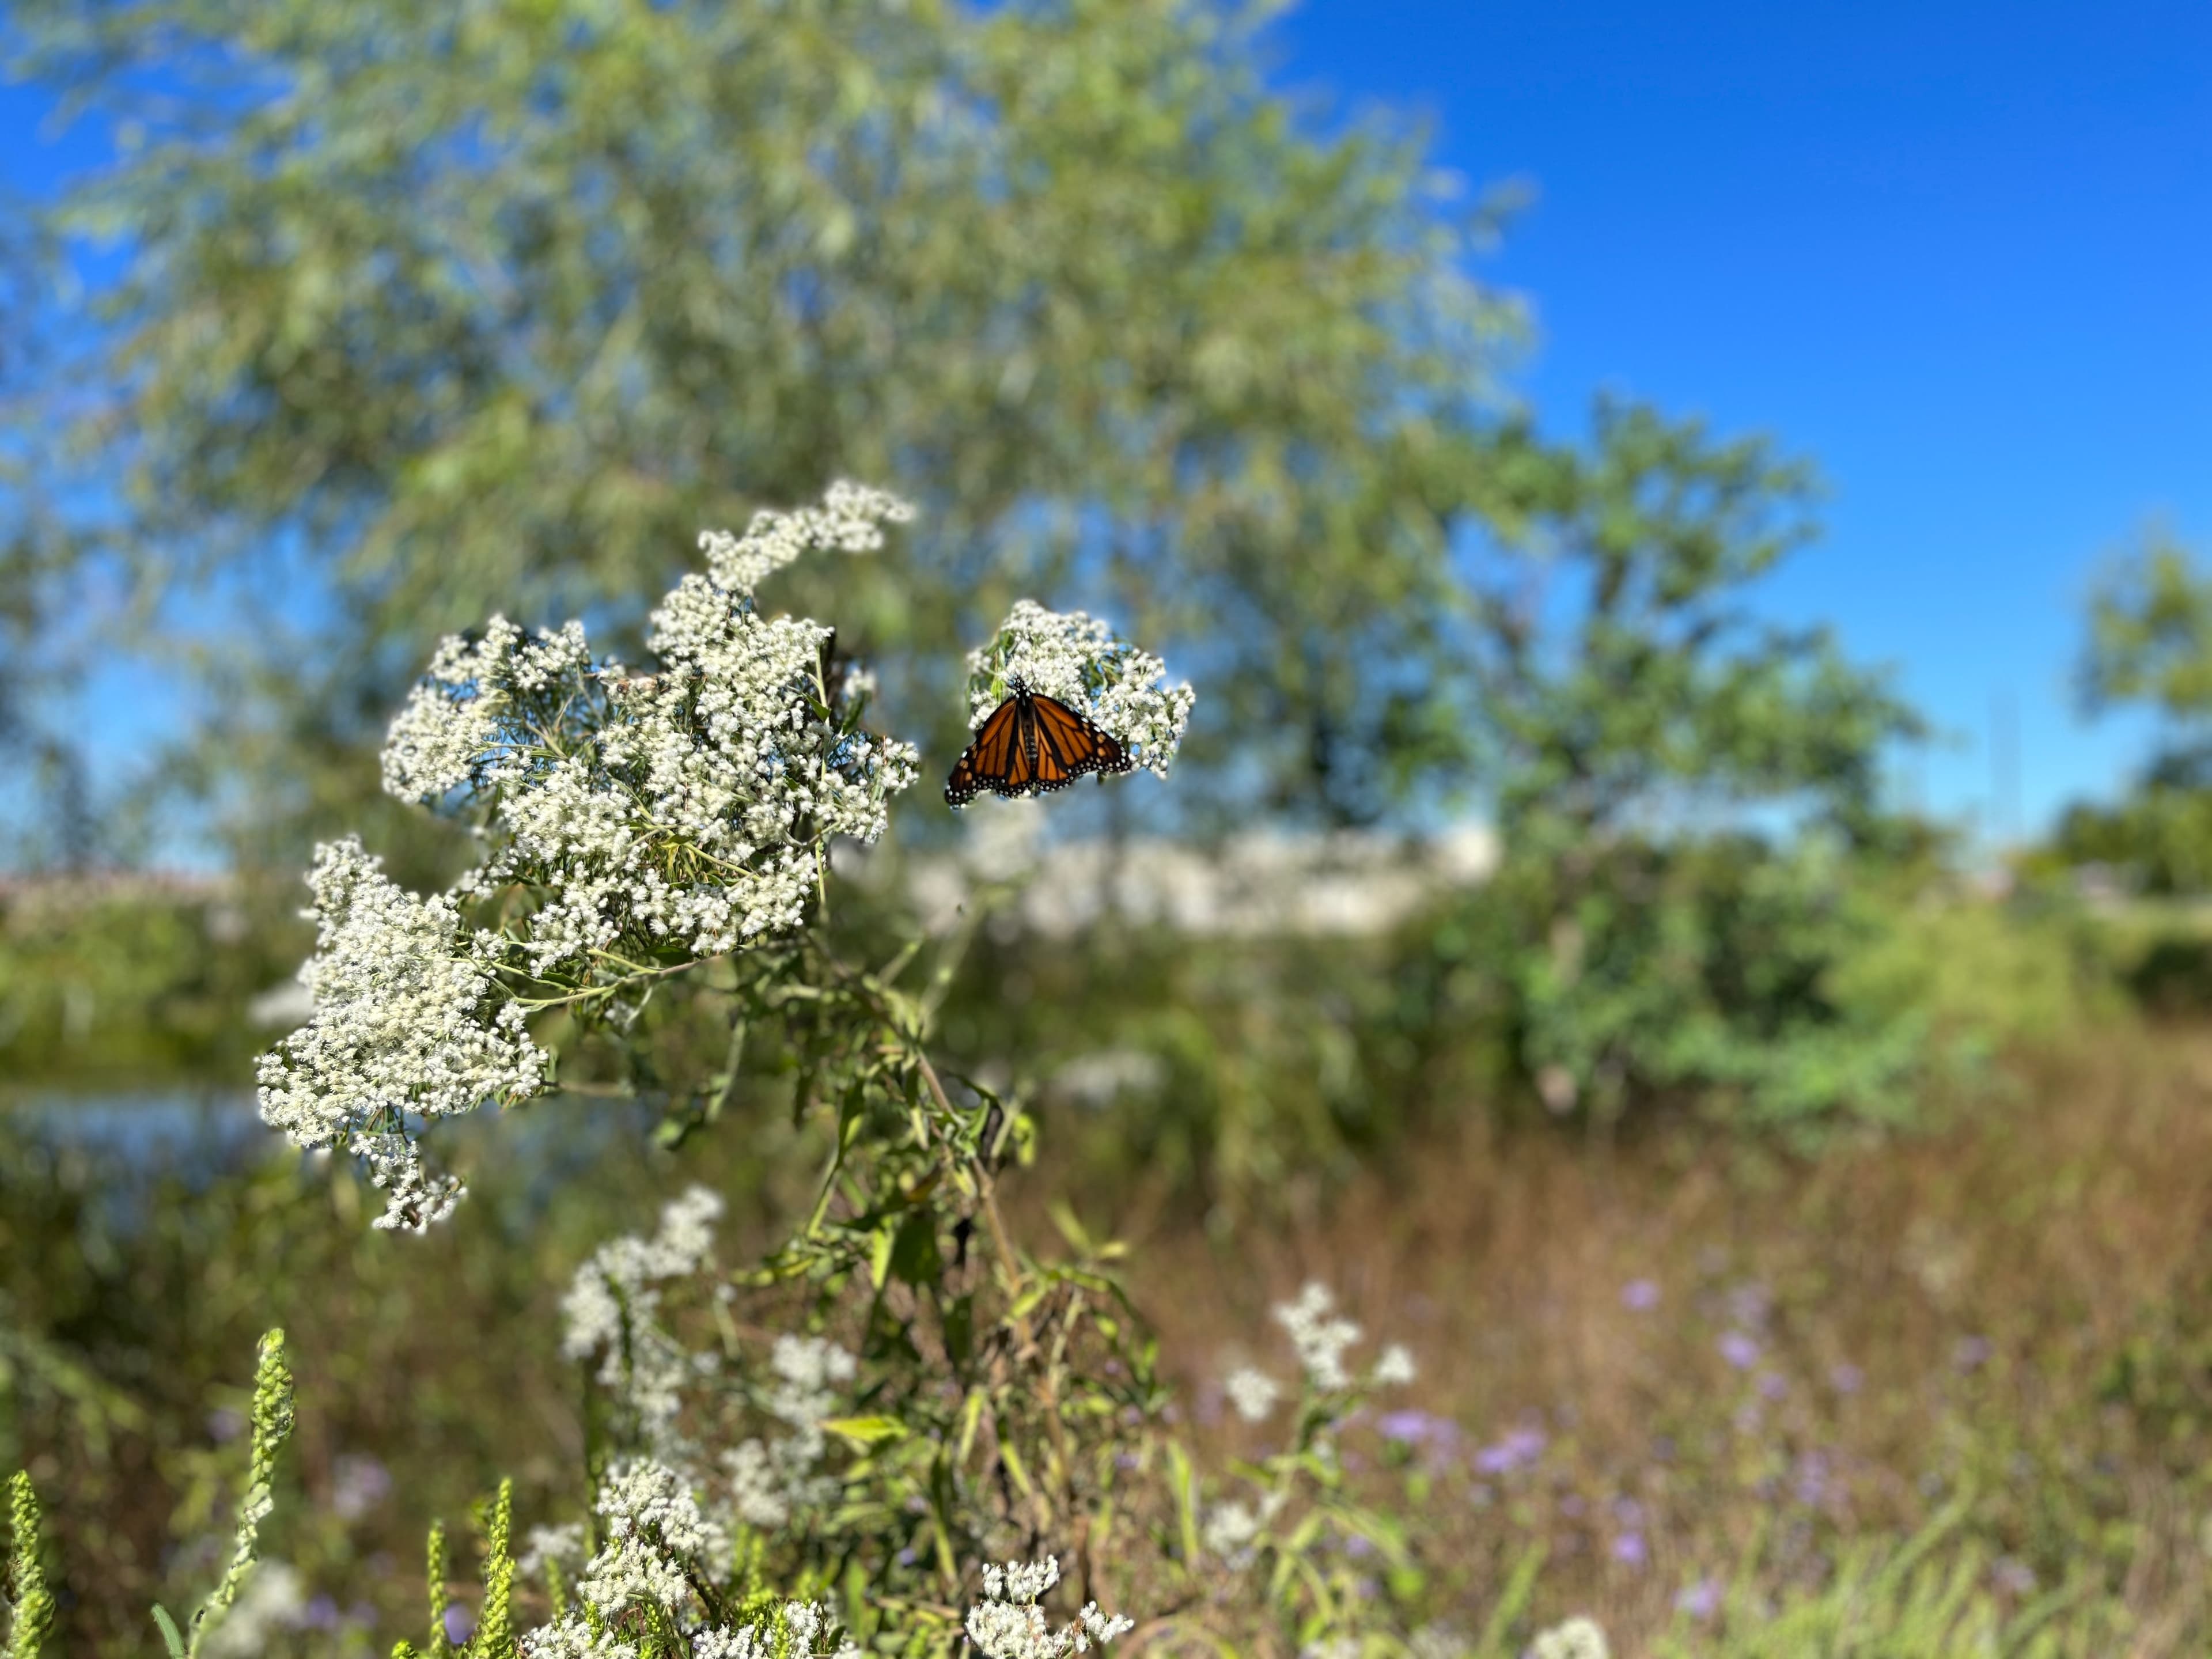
[
  {"x1": 963, "y1": 600, "x2": 1195, "y2": 780},
  {"x1": 721, "y1": 1334, "x2": 857, "y2": 1525},
  {"x1": 519, "y1": 1521, "x2": 589, "y2": 1580},
  {"x1": 521, "y1": 1620, "x2": 638, "y2": 1659},
  {"x1": 382, "y1": 618, "x2": 593, "y2": 801},
  {"x1": 580, "y1": 1460, "x2": 729, "y2": 1613},
  {"x1": 1371, "y1": 1344, "x2": 1417, "y2": 1387},
  {"x1": 560, "y1": 1187, "x2": 727, "y2": 1463},
  {"x1": 264, "y1": 486, "x2": 921, "y2": 1228},
  {"x1": 253, "y1": 837, "x2": 546, "y2": 1230},
  {"x1": 967, "y1": 1559, "x2": 1134, "y2": 1659},
  {"x1": 1273, "y1": 1283, "x2": 1362, "y2": 1391},
  {"x1": 200, "y1": 1560, "x2": 305, "y2": 1658},
  {"x1": 1531, "y1": 1616, "x2": 1611, "y2": 1659},
  {"x1": 699, "y1": 480, "x2": 914, "y2": 594},
  {"x1": 1224, "y1": 1366, "x2": 1284, "y2": 1423},
  {"x1": 1201, "y1": 1501, "x2": 1258, "y2": 1562}
]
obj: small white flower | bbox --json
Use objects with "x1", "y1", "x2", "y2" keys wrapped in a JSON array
[
  {"x1": 1531, "y1": 1617, "x2": 1611, "y2": 1659},
  {"x1": 1371, "y1": 1343, "x2": 1417, "y2": 1387},
  {"x1": 1272, "y1": 1283, "x2": 1361, "y2": 1391},
  {"x1": 253, "y1": 837, "x2": 546, "y2": 1230},
  {"x1": 1224, "y1": 1366, "x2": 1284, "y2": 1423},
  {"x1": 262, "y1": 484, "x2": 921, "y2": 1227},
  {"x1": 518, "y1": 1522, "x2": 588, "y2": 1578},
  {"x1": 1201, "y1": 1501, "x2": 1262, "y2": 1561},
  {"x1": 698, "y1": 480, "x2": 914, "y2": 594},
  {"x1": 965, "y1": 1559, "x2": 1134, "y2": 1659}
]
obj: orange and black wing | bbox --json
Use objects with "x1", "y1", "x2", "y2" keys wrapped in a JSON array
[
  {"x1": 945, "y1": 695, "x2": 1025, "y2": 807},
  {"x1": 998, "y1": 694, "x2": 1043, "y2": 795},
  {"x1": 1028, "y1": 694, "x2": 1132, "y2": 791}
]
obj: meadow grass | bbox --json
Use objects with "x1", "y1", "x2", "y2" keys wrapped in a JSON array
[
  {"x1": 1115, "y1": 1028, "x2": 2212, "y2": 1654},
  {"x1": 10, "y1": 1025, "x2": 2212, "y2": 1654}
]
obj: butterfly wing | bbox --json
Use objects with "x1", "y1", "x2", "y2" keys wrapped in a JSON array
[
  {"x1": 945, "y1": 690, "x2": 1133, "y2": 805},
  {"x1": 945, "y1": 695, "x2": 1025, "y2": 807},
  {"x1": 1029, "y1": 694, "x2": 1132, "y2": 789},
  {"x1": 1001, "y1": 694, "x2": 1043, "y2": 794}
]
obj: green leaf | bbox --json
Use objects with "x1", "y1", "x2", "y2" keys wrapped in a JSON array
[
  {"x1": 887, "y1": 1213, "x2": 942, "y2": 1288},
  {"x1": 819, "y1": 1416, "x2": 908, "y2": 1448},
  {"x1": 943, "y1": 1293, "x2": 975, "y2": 1372},
  {"x1": 150, "y1": 1604, "x2": 187, "y2": 1659}
]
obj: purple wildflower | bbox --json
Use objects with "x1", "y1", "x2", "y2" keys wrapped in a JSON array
[
  {"x1": 330, "y1": 1455, "x2": 392, "y2": 1521},
  {"x1": 1379, "y1": 1409, "x2": 1442, "y2": 1444},
  {"x1": 1728, "y1": 1282, "x2": 1772, "y2": 1328},
  {"x1": 1611, "y1": 1531, "x2": 1649, "y2": 1567},
  {"x1": 1794, "y1": 1451, "x2": 1832, "y2": 1508},
  {"x1": 444, "y1": 1604, "x2": 477, "y2": 1645},
  {"x1": 1473, "y1": 1426, "x2": 1547, "y2": 1475},
  {"x1": 1991, "y1": 1556, "x2": 2037, "y2": 1596},
  {"x1": 1756, "y1": 1370, "x2": 1788, "y2": 1402},
  {"x1": 1675, "y1": 1578, "x2": 1723, "y2": 1620},
  {"x1": 1622, "y1": 1279, "x2": 1661, "y2": 1311},
  {"x1": 1718, "y1": 1331, "x2": 1761, "y2": 1370},
  {"x1": 1830, "y1": 1362, "x2": 1864, "y2": 1395}
]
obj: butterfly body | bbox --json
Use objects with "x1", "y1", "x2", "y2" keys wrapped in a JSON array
[{"x1": 945, "y1": 687, "x2": 1133, "y2": 806}]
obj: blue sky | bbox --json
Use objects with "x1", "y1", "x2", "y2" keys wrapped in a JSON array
[
  {"x1": 1272, "y1": 0, "x2": 2212, "y2": 836},
  {"x1": 5, "y1": 1, "x2": 2209, "y2": 841}
]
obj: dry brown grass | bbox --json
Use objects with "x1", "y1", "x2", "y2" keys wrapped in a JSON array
[{"x1": 1083, "y1": 1029, "x2": 2212, "y2": 1652}]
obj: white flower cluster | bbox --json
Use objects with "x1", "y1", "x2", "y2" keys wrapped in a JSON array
[
  {"x1": 1224, "y1": 1366, "x2": 1285, "y2": 1423},
  {"x1": 560, "y1": 1187, "x2": 727, "y2": 1461},
  {"x1": 381, "y1": 617, "x2": 593, "y2": 801},
  {"x1": 518, "y1": 1522, "x2": 588, "y2": 1580},
  {"x1": 692, "y1": 1602, "x2": 859, "y2": 1659},
  {"x1": 1225, "y1": 1284, "x2": 1416, "y2": 1411},
  {"x1": 581, "y1": 1459, "x2": 725, "y2": 1620},
  {"x1": 386, "y1": 544, "x2": 919, "y2": 968},
  {"x1": 965, "y1": 600, "x2": 1195, "y2": 779},
  {"x1": 1531, "y1": 1616, "x2": 1611, "y2": 1659},
  {"x1": 699, "y1": 480, "x2": 914, "y2": 594},
  {"x1": 1199, "y1": 1491, "x2": 1286, "y2": 1565},
  {"x1": 517, "y1": 1461, "x2": 882, "y2": 1659},
  {"x1": 723, "y1": 1334, "x2": 858, "y2": 1527},
  {"x1": 259, "y1": 484, "x2": 919, "y2": 1228},
  {"x1": 200, "y1": 1561, "x2": 306, "y2": 1658},
  {"x1": 521, "y1": 1460, "x2": 813, "y2": 1659},
  {"x1": 1274, "y1": 1283, "x2": 1363, "y2": 1391},
  {"x1": 255, "y1": 838, "x2": 547, "y2": 1231},
  {"x1": 964, "y1": 1558, "x2": 1134, "y2": 1659}
]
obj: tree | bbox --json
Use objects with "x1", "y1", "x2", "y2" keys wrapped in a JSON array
[
  {"x1": 2048, "y1": 526, "x2": 2212, "y2": 892},
  {"x1": 4, "y1": 0, "x2": 1528, "y2": 850},
  {"x1": 1458, "y1": 400, "x2": 1929, "y2": 1128}
]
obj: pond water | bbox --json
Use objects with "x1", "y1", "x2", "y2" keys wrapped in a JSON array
[
  {"x1": 2, "y1": 1088, "x2": 262, "y2": 1161},
  {"x1": 0, "y1": 1086, "x2": 681, "y2": 1229}
]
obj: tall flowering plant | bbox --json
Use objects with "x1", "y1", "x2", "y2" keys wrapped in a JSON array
[
  {"x1": 240, "y1": 485, "x2": 1216, "y2": 1657},
  {"x1": 0, "y1": 485, "x2": 1487, "y2": 1659}
]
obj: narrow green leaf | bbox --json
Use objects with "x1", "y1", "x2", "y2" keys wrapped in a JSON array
[{"x1": 150, "y1": 1604, "x2": 187, "y2": 1659}]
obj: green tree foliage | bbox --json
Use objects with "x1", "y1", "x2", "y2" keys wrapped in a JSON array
[
  {"x1": 3, "y1": 0, "x2": 1943, "y2": 1138},
  {"x1": 3, "y1": 0, "x2": 1529, "y2": 846},
  {"x1": 1460, "y1": 401, "x2": 1928, "y2": 1126},
  {"x1": 2050, "y1": 528, "x2": 2212, "y2": 893}
]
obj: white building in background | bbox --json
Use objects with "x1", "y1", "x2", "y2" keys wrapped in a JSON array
[{"x1": 897, "y1": 816, "x2": 1499, "y2": 941}]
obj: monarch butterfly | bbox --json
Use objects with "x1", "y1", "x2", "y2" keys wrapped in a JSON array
[{"x1": 945, "y1": 685, "x2": 1133, "y2": 806}]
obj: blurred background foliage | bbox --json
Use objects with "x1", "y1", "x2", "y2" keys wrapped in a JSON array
[{"x1": 3, "y1": 0, "x2": 2212, "y2": 1653}]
